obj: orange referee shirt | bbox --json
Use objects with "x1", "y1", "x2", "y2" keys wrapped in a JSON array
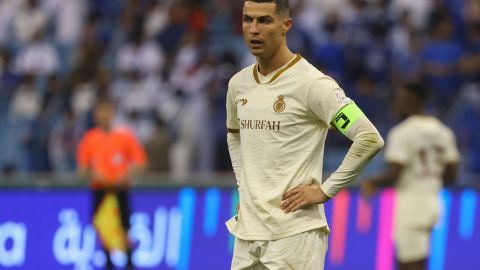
[{"x1": 77, "y1": 127, "x2": 147, "y2": 189}]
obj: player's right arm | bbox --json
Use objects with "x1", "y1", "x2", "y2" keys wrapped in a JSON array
[
  {"x1": 226, "y1": 83, "x2": 242, "y2": 186},
  {"x1": 77, "y1": 132, "x2": 92, "y2": 180}
]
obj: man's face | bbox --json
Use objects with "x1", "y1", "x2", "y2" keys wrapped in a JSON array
[
  {"x1": 242, "y1": 1, "x2": 289, "y2": 58},
  {"x1": 94, "y1": 103, "x2": 114, "y2": 128}
]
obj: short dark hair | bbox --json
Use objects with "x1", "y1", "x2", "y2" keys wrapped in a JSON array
[
  {"x1": 404, "y1": 81, "x2": 429, "y2": 102},
  {"x1": 94, "y1": 97, "x2": 115, "y2": 110},
  {"x1": 245, "y1": 0, "x2": 290, "y2": 17}
]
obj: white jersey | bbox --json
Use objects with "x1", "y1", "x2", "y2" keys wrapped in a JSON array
[
  {"x1": 385, "y1": 116, "x2": 459, "y2": 228},
  {"x1": 225, "y1": 55, "x2": 353, "y2": 240}
]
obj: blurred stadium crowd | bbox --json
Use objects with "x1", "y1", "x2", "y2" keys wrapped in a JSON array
[{"x1": 0, "y1": 0, "x2": 478, "y2": 184}]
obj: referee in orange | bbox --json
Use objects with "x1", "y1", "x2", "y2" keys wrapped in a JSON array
[{"x1": 77, "y1": 99, "x2": 147, "y2": 270}]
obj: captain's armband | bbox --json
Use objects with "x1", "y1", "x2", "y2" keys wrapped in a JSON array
[{"x1": 331, "y1": 103, "x2": 364, "y2": 135}]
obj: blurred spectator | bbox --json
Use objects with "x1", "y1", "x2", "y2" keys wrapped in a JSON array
[
  {"x1": 43, "y1": 0, "x2": 86, "y2": 45},
  {"x1": 14, "y1": 31, "x2": 59, "y2": 75},
  {"x1": 49, "y1": 109, "x2": 79, "y2": 173},
  {"x1": 206, "y1": 0, "x2": 235, "y2": 53},
  {"x1": 390, "y1": 10, "x2": 424, "y2": 84},
  {"x1": 71, "y1": 76, "x2": 97, "y2": 117},
  {"x1": 113, "y1": 72, "x2": 159, "y2": 143},
  {"x1": 0, "y1": 1, "x2": 22, "y2": 45},
  {"x1": 157, "y1": 2, "x2": 190, "y2": 55},
  {"x1": 464, "y1": 0, "x2": 480, "y2": 25},
  {"x1": 0, "y1": 48, "x2": 20, "y2": 97},
  {"x1": 69, "y1": 15, "x2": 106, "y2": 81},
  {"x1": 9, "y1": 74, "x2": 41, "y2": 121},
  {"x1": 43, "y1": 75, "x2": 68, "y2": 113},
  {"x1": 169, "y1": 35, "x2": 215, "y2": 178},
  {"x1": 143, "y1": 0, "x2": 169, "y2": 39},
  {"x1": 364, "y1": 22, "x2": 390, "y2": 83},
  {"x1": 24, "y1": 106, "x2": 54, "y2": 171},
  {"x1": 13, "y1": 0, "x2": 48, "y2": 44},
  {"x1": 144, "y1": 117, "x2": 171, "y2": 173},
  {"x1": 7, "y1": 75, "x2": 41, "y2": 170},
  {"x1": 349, "y1": 73, "x2": 391, "y2": 130},
  {"x1": 462, "y1": 22, "x2": 480, "y2": 82},
  {"x1": 209, "y1": 51, "x2": 237, "y2": 171},
  {"x1": 43, "y1": 0, "x2": 87, "y2": 74},
  {"x1": 422, "y1": 10, "x2": 463, "y2": 115},
  {"x1": 390, "y1": 0, "x2": 434, "y2": 31},
  {"x1": 313, "y1": 13, "x2": 348, "y2": 82},
  {"x1": 116, "y1": 30, "x2": 165, "y2": 76}
]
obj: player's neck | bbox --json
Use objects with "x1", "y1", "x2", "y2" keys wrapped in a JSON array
[
  {"x1": 256, "y1": 46, "x2": 295, "y2": 76},
  {"x1": 408, "y1": 111, "x2": 426, "y2": 117},
  {"x1": 98, "y1": 124, "x2": 112, "y2": 133}
]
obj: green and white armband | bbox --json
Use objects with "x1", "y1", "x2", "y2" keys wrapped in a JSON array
[{"x1": 332, "y1": 103, "x2": 365, "y2": 135}]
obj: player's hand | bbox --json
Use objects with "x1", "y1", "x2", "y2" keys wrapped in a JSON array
[
  {"x1": 361, "y1": 180, "x2": 377, "y2": 199},
  {"x1": 281, "y1": 181, "x2": 330, "y2": 214},
  {"x1": 92, "y1": 170, "x2": 106, "y2": 182}
]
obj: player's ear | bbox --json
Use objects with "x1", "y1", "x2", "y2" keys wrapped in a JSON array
[{"x1": 283, "y1": 17, "x2": 293, "y2": 35}]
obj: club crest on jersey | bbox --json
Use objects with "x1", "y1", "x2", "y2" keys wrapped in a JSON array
[{"x1": 273, "y1": 95, "x2": 286, "y2": 113}]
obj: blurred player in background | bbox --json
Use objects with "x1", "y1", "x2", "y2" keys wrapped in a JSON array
[
  {"x1": 77, "y1": 99, "x2": 147, "y2": 270},
  {"x1": 362, "y1": 82, "x2": 460, "y2": 270},
  {"x1": 225, "y1": 0, "x2": 384, "y2": 269}
]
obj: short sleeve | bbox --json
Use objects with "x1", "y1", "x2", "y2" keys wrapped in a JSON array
[
  {"x1": 126, "y1": 132, "x2": 147, "y2": 165},
  {"x1": 306, "y1": 77, "x2": 353, "y2": 127},
  {"x1": 226, "y1": 82, "x2": 239, "y2": 131},
  {"x1": 384, "y1": 129, "x2": 410, "y2": 164},
  {"x1": 443, "y1": 129, "x2": 460, "y2": 163}
]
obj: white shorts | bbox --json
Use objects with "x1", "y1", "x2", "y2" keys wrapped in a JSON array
[
  {"x1": 231, "y1": 228, "x2": 328, "y2": 270},
  {"x1": 394, "y1": 226, "x2": 432, "y2": 263}
]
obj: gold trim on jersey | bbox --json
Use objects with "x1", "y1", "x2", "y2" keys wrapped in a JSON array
[
  {"x1": 253, "y1": 54, "x2": 302, "y2": 84},
  {"x1": 227, "y1": 128, "x2": 240, "y2": 133}
]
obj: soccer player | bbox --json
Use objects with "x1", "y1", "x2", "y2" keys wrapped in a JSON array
[
  {"x1": 225, "y1": 1, "x2": 384, "y2": 269},
  {"x1": 362, "y1": 82, "x2": 460, "y2": 270},
  {"x1": 77, "y1": 99, "x2": 147, "y2": 270}
]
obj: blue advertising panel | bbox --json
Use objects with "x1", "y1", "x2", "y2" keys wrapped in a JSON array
[{"x1": 0, "y1": 188, "x2": 478, "y2": 270}]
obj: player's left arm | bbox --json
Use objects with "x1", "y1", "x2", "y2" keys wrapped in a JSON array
[
  {"x1": 361, "y1": 126, "x2": 412, "y2": 197},
  {"x1": 281, "y1": 79, "x2": 384, "y2": 213},
  {"x1": 282, "y1": 109, "x2": 384, "y2": 213},
  {"x1": 320, "y1": 109, "x2": 385, "y2": 198}
]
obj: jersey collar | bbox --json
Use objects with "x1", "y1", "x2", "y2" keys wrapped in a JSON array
[{"x1": 253, "y1": 54, "x2": 302, "y2": 84}]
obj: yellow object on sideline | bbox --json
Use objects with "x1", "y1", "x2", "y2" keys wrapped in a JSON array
[{"x1": 93, "y1": 192, "x2": 127, "y2": 251}]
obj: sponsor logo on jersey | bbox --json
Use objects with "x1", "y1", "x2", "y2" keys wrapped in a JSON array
[
  {"x1": 273, "y1": 95, "x2": 286, "y2": 112},
  {"x1": 239, "y1": 119, "x2": 280, "y2": 131}
]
